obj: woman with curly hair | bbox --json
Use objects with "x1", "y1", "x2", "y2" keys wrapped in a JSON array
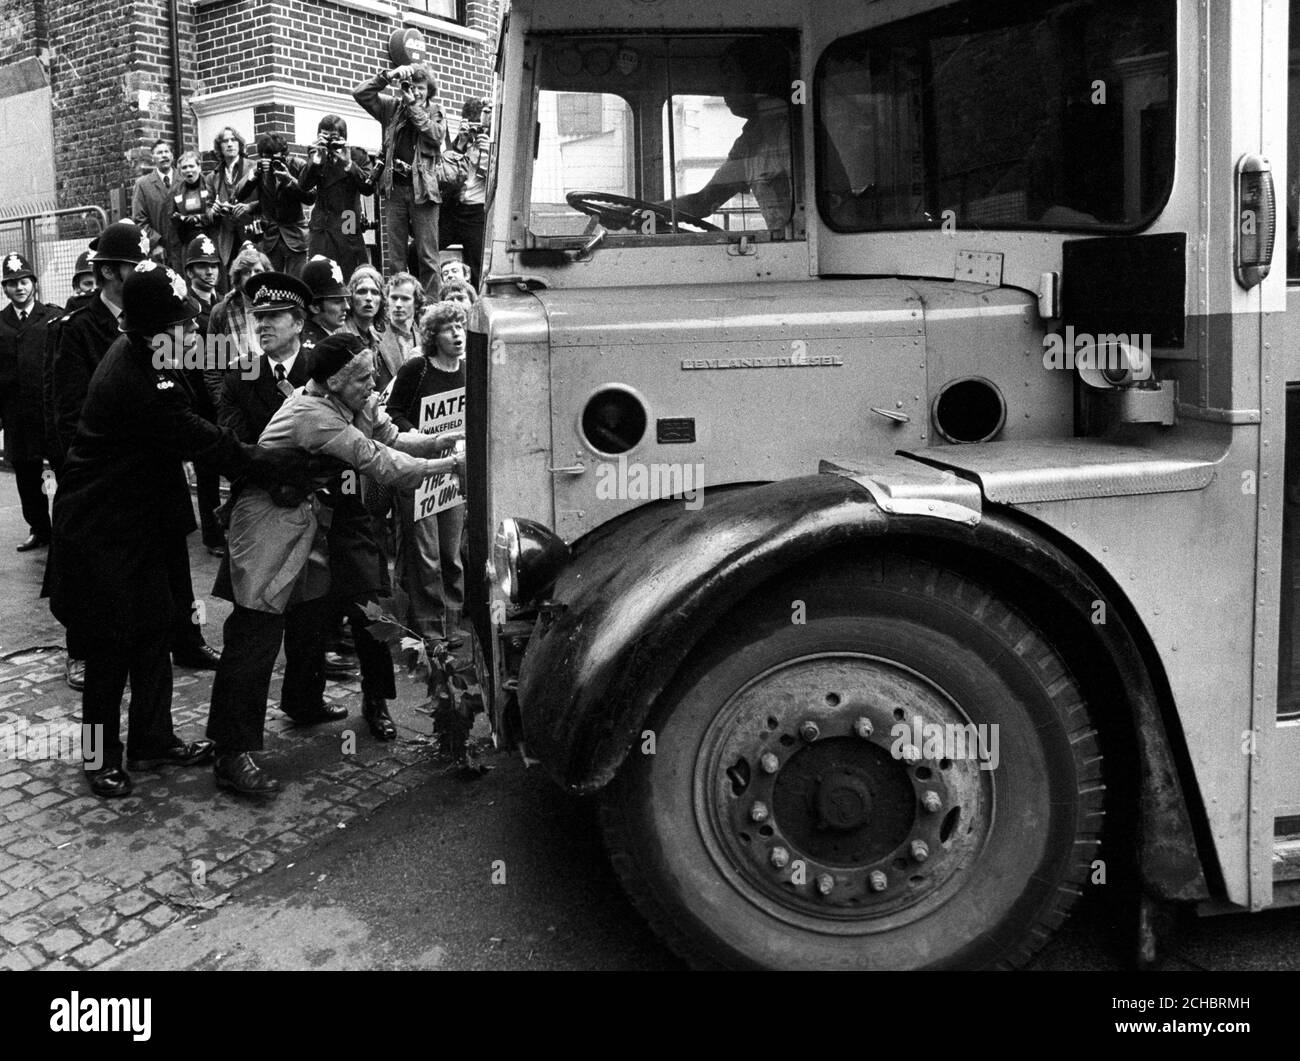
[{"x1": 385, "y1": 300, "x2": 467, "y2": 646}]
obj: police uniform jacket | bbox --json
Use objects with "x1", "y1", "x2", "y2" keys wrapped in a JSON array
[
  {"x1": 216, "y1": 347, "x2": 314, "y2": 444},
  {"x1": 49, "y1": 332, "x2": 252, "y2": 640},
  {"x1": 186, "y1": 290, "x2": 219, "y2": 422},
  {"x1": 0, "y1": 300, "x2": 57, "y2": 461},
  {"x1": 51, "y1": 293, "x2": 121, "y2": 460},
  {"x1": 235, "y1": 159, "x2": 316, "y2": 256},
  {"x1": 225, "y1": 384, "x2": 430, "y2": 614}
]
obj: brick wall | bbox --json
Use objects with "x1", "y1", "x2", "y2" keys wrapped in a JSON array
[{"x1": 0, "y1": 1, "x2": 42, "y2": 65}]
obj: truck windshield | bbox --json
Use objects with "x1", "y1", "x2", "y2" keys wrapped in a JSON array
[
  {"x1": 816, "y1": 0, "x2": 1175, "y2": 233},
  {"x1": 528, "y1": 33, "x2": 800, "y2": 241}
]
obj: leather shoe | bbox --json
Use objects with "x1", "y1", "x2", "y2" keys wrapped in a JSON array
[
  {"x1": 127, "y1": 738, "x2": 216, "y2": 771},
  {"x1": 205, "y1": 542, "x2": 227, "y2": 558},
  {"x1": 65, "y1": 657, "x2": 86, "y2": 691},
  {"x1": 214, "y1": 752, "x2": 281, "y2": 799},
  {"x1": 323, "y1": 650, "x2": 357, "y2": 677},
  {"x1": 85, "y1": 765, "x2": 132, "y2": 799},
  {"x1": 283, "y1": 702, "x2": 348, "y2": 725},
  {"x1": 16, "y1": 533, "x2": 49, "y2": 552},
  {"x1": 362, "y1": 695, "x2": 397, "y2": 741},
  {"x1": 173, "y1": 643, "x2": 221, "y2": 669}
]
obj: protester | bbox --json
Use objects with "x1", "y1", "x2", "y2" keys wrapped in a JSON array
[
  {"x1": 439, "y1": 97, "x2": 491, "y2": 286},
  {"x1": 440, "y1": 280, "x2": 476, "y2": 309},
  {"x1": 183, "y1": 234, "x2": 226, "y2": 556},
  {"x1": 353, "y1": 62, "x2": 446, "y2": 292},
  {"x1": 440, "y1": 257, "x2": 471, "y2": 290},
  {"x1": 235, "y1": 133, "x2": 315, "y2": 277},
  {"x1": 204, "y1": 243, "x2": 270, "y2": 409},
  {"x1": 386, "y1": 271, "x2": 424, "y2": 365},
  {"x1": 207, "y1": 330, "x2": 464, "y2": 797},
  {"x1": 386, "y1": 301, "x2": 467, "y2": 647},
  {"x1": 341, "y1": 265, "x2": 406, "y2": 392},
  {"x1": 301, "y1": 115, "x2": 374, "y2": 280},
  {"x1": 132, "y1": 139, "x2": 185, "y2": 270},
  {"x1": 300, "y1": 255, "x2": 349, "y2": 347},
  {"x1": 0, "y1": 252, "x2": 57, "y2": 551},
  {"x1": 172, "y1": 151, "x2": 216, "y2": 254},
  {"x1": 48, "y1": 261, "x2": 312, "y2": 798},
  {"x1": 208, "y1": 127, "x2": 253, "y2": 284}
]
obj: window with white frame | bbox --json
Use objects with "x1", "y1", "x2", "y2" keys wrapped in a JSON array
[{"x1": 409, "y1": 0, "x2": 463, "y2": 23}]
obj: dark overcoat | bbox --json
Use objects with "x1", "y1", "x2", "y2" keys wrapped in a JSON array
[{"x1": 0, "y1": 300, "x2": 59, "y2": 461}]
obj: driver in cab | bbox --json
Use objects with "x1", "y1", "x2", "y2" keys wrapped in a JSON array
[{"x1": 666, "y1": 37, "x2": 794, "y2": 232}]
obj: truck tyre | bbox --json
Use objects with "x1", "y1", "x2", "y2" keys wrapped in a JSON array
[{"x1": 599, "y1": 553, "x2": 1105, "y2": 969}]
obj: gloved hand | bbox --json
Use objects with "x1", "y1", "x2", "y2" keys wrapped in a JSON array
[{"x1": 242, "y1": 444, "x2": 316, "y2": 504}]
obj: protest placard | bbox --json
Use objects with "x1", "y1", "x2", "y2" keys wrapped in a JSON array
[{"x1": 415, "y1": 386, "x2": 465, "y2": 519}]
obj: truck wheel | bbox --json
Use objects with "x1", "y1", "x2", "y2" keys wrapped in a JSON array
[{"x1": 599, "y1": 553, "x2": 1105, "y2": 969}]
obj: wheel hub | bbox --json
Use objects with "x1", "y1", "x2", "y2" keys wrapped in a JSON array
[{"x1": 697, "y1": 653, "x2": 991, "y2": 927}]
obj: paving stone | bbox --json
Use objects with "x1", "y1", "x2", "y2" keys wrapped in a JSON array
[
  {"x1": 74, "y1": 908, "x2": 120, "y2": 938},
  {"x1": 112, "y1": 918, "x2": 150, "y2": 947},
  {"x1": 352, "y1": 790, "x2": 387, "y2": 811},
  {"x1": 80, "y1": 808, "x2": 119, "y2": 826},
  {"x1": 2, "y1": 802, "x2": 41, "y2": 822},
  {"x1": 72, "y1": 879, "x2": 118, "y2": 906},
  {"x1": 0, "y1": 948, "x2": 35, "y2": 970},
  {"x1": 238, "y1": 849, "x2": 277, "y2": 874},
  {"x1": 100, "y1": 866, "x2": 147, "y2": 890},
  {"x1": 0, "y1": 913, "x2": 48, "y2": 946},
  {"x1": 30, "y1": 791, "x2": 68, "y2": 810},
  {"x1": 0, "y1": 861, "x2": 44, "y2": 889},
  {"x1": 110, "y1": 888, "x2": 153, "y2": 917},
  {"x1": 38, "y1": 891, "x2": 84, "y2": 925},
  {"x1": 22, "y1": 779, "x2": 56, "y2": 796},
  {"x1": 69, "y1": 938, "x2": 117, "y2": 968},
  {"x1": 144, "y1": 868, "x2": 190, "y2": 899},
  {"x1": 0, "y1": 771, "x2": 27, "y2": 789},
  {"x1": 34, "y1": 924, "x2": 85, "y2": 958},
  {"x1": 17, "y1": 944, "x2": 44, "y2": 968},
  {"x1": 5, "y1": 836, "x2": 48, "y2": 859},
  {"x1": 207, "y1": 867, "x2": 244, "y2": 890},
  {"x1": 35, "y1": 868, "x2": 83, "y2": 898},
  {"x1": 0, "y1": 888, "x2": 41, "y2": 917},
  {"x1": 141, "y1": 904, "x2": 178, "y2": 929},
  {"x1": 0, "y1": 788, "x2": 22, "y2": 807},
  {"x1": 376, "y1": 781, "x2": 406, "y2": 797}
]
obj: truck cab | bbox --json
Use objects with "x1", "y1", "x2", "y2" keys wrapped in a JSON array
[{"x1": 464, "y1": 0, "x2": 1294, "y2": 969}]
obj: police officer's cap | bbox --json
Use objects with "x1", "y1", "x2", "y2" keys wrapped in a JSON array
[
  {"x1": 184, "y1": 234, "x2": 221, "y2": 267},
  {"x1": 121, "y1": 261, "x2": 200, "y2": 334},
  {"x1": 89, "y1": 221, "x2": 149, "y2": 265},
  {"x1": 72, "y1": 250, "x2": 93, "y2": 282},
  {"x1": 1, "y1": 252, "x2": 35, "y2": 283},
  {"x1": 301, "y1": 255, "x2": 347, "y2": 301},
  {"x1": 245, "y1": 271, "x2": 312, "y2": 316}
]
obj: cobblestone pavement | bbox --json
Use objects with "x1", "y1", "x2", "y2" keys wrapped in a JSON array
[{"x1": 0, "y1": 468, "x2": 474, "y2": 970}]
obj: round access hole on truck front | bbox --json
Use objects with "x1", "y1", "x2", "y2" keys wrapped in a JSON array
[
  {"x1": 580, "y1": 385, "x2": 648, "y2": 455},
  {"x1": 931, "y1": 376, "x2": 1007, "y2": 444}
]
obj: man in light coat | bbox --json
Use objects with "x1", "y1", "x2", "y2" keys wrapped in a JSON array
[{"x1": 132, "y1": 140, "x2": 185, "y2": 271}]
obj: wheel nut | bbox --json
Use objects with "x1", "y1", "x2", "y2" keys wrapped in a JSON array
[
  {"x1": 759, "y1": 752, "x2": 779, "y2": 774},
  {"x1": 816, "y1": 873, "x2": 834, "y2": 896},
  {"x1": 853, "y1": 717, "x2": 874, "y2": 739},
  {"x1": 900, "y1": 744, "x2": 921, "y2": 762},
  {"x1": 750, "y1": 801, "x2": 770, "y2": 823},
  {"x1": 910, "y1": 840, "x2": 929, "y2": 862},
  {"x1": 799, "y1": 720, "x2": 820, "y2": 742},
  {"x1": 770, "y1": 846, "x2": 790, "y2": 869},
  {"x1": 869, "y1": 870, "x2": 888, "y2": 892},
  {"x1": 921, "y1": 790, "x2": 942, "y2": 813}
]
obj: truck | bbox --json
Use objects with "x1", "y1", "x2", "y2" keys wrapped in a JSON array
[{"x1": 461, "y1": 0, "x2": 1299, "y2": 970}]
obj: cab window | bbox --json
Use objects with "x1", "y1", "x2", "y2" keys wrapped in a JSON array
[{"x1": 525, "y1": 33, "x2": 802, "y2": 246}]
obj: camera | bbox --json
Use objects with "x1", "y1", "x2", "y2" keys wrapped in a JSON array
[{"x1": 400, "y1": 78, "x2": 412, "y2": 93}]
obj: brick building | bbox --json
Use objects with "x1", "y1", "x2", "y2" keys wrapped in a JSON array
[{"x1": 0, "y1": 0, "x2": 500, "y2": 267}]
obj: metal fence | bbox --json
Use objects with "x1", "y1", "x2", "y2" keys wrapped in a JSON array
[{"x1": 0, "y1": 200, "x2": 108, "y2": 309}]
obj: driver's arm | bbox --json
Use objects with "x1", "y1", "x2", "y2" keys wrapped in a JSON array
[{"x1": 663, "y1": 132, "x2": 750, "y2": 221}]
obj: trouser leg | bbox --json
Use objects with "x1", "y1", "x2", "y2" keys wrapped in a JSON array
[
  {"x1": 123, "y1": 639, "x2": 176, "y2": 760},
  {"x1": 411, "y1": 200, "x2": 441, "y2": 295},
  {"x1": 206, "y1": 605, "x2": 285, "y2": 753},
  {"x1": 348, "y1": 599, "x2": 396, "y2": 700},
  {"x1": 195, "y1": 461, "x2": 223, "y2": 543},
  {"x1": 164, "y1": 532, "x2": 206, "y2": 651},
  {"x1": 279, "y1": 596, "x2": 329, "y2": 717},
  {"x1": 385, "y1": 187, "x2": 413, "y2": 278},
  {"x1": 394, "y1": 494, "x2": 446, "y2": 638},
  {"x1": 81, "y1": 638, "x2": 129, "y2": 769},
  {"x1": 67, "y1": 625, "x2": 88, "y2": 661},
  {"x1": 14, "y1": 458, "x2": 51, "y2": 538},
  {"x1": 437, "y1": 503, "x2": 466, "y2": 631}
]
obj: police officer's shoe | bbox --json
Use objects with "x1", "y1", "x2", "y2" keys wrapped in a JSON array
[
  {"x1": 127, "y1": 738, "x2": 216, "y2": 771},
  {"x1": 16, "y1": 533, "x2": 49, "y2": 552},
  {"x1": 173, "y1": 643, "x2": 221, "y2": 670},
  {"x1": 283, "y1": 702, "x2": 348, "y2": 725},
  {"x1": 213, "y1": 752, "x2": 281, "y2": 799},
  {"x1": 65, "y1": 658, "x2": 86, "y2": 691},
  {"x1": 362, "y1": 695, "x2": 397, "y2": 741},
  {"x1": 85, "y1": 765, "x2": 133, "y2": 799}
]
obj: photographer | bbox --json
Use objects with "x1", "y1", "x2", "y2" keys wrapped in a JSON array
[
  {"x1": 439, "y1": 98, "x2": 492, "y2": 288},
  {"x1": 353, "y1": 62, "x2": 446, "y2": 293},
  {"x1": 235, "y1": 133, "x2": 316, "y2": 278},
  {"x1": 301, "y1": 115, "x2": 375, "y2": 281}
]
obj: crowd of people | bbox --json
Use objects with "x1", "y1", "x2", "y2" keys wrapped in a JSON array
[{"x1": 0, "y1": 59, "x2": 489, "y2": 801}]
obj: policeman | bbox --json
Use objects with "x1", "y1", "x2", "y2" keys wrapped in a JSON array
[
  {"x1": 300, "y1": 255, "x2": 349, "y2": 347},
  {"x1": 69, "y1": 251, "x2": 95, "y2": 305},
  {"x1": 49, "y1": 262, "x2": 313, "y2": 798},
  {"x1": 0, "y1": 252, "x2": 57, "y2": 551},
  {"x1": 184, "y1": 234, "x2": 226, "y2": 556}
]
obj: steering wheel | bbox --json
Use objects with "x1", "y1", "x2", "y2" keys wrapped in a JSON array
[{"x1": 566, "y1": 191, "x2": 721, "y2": 234}]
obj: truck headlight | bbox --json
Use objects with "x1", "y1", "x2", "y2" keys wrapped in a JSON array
[{"x1": 492, "y1": 517, "x2": 571, "y2": 606}]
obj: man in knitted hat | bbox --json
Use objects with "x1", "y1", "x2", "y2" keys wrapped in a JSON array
[
  {"x1": 49, "y1": 261, "x2": 315, "y2": 798},
  {"x1": 207, "y1": 331, "x2": 464, "y2": 797},
  {"x1": 0, "y1": 252, "x2": 58, "y2": 551}
]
